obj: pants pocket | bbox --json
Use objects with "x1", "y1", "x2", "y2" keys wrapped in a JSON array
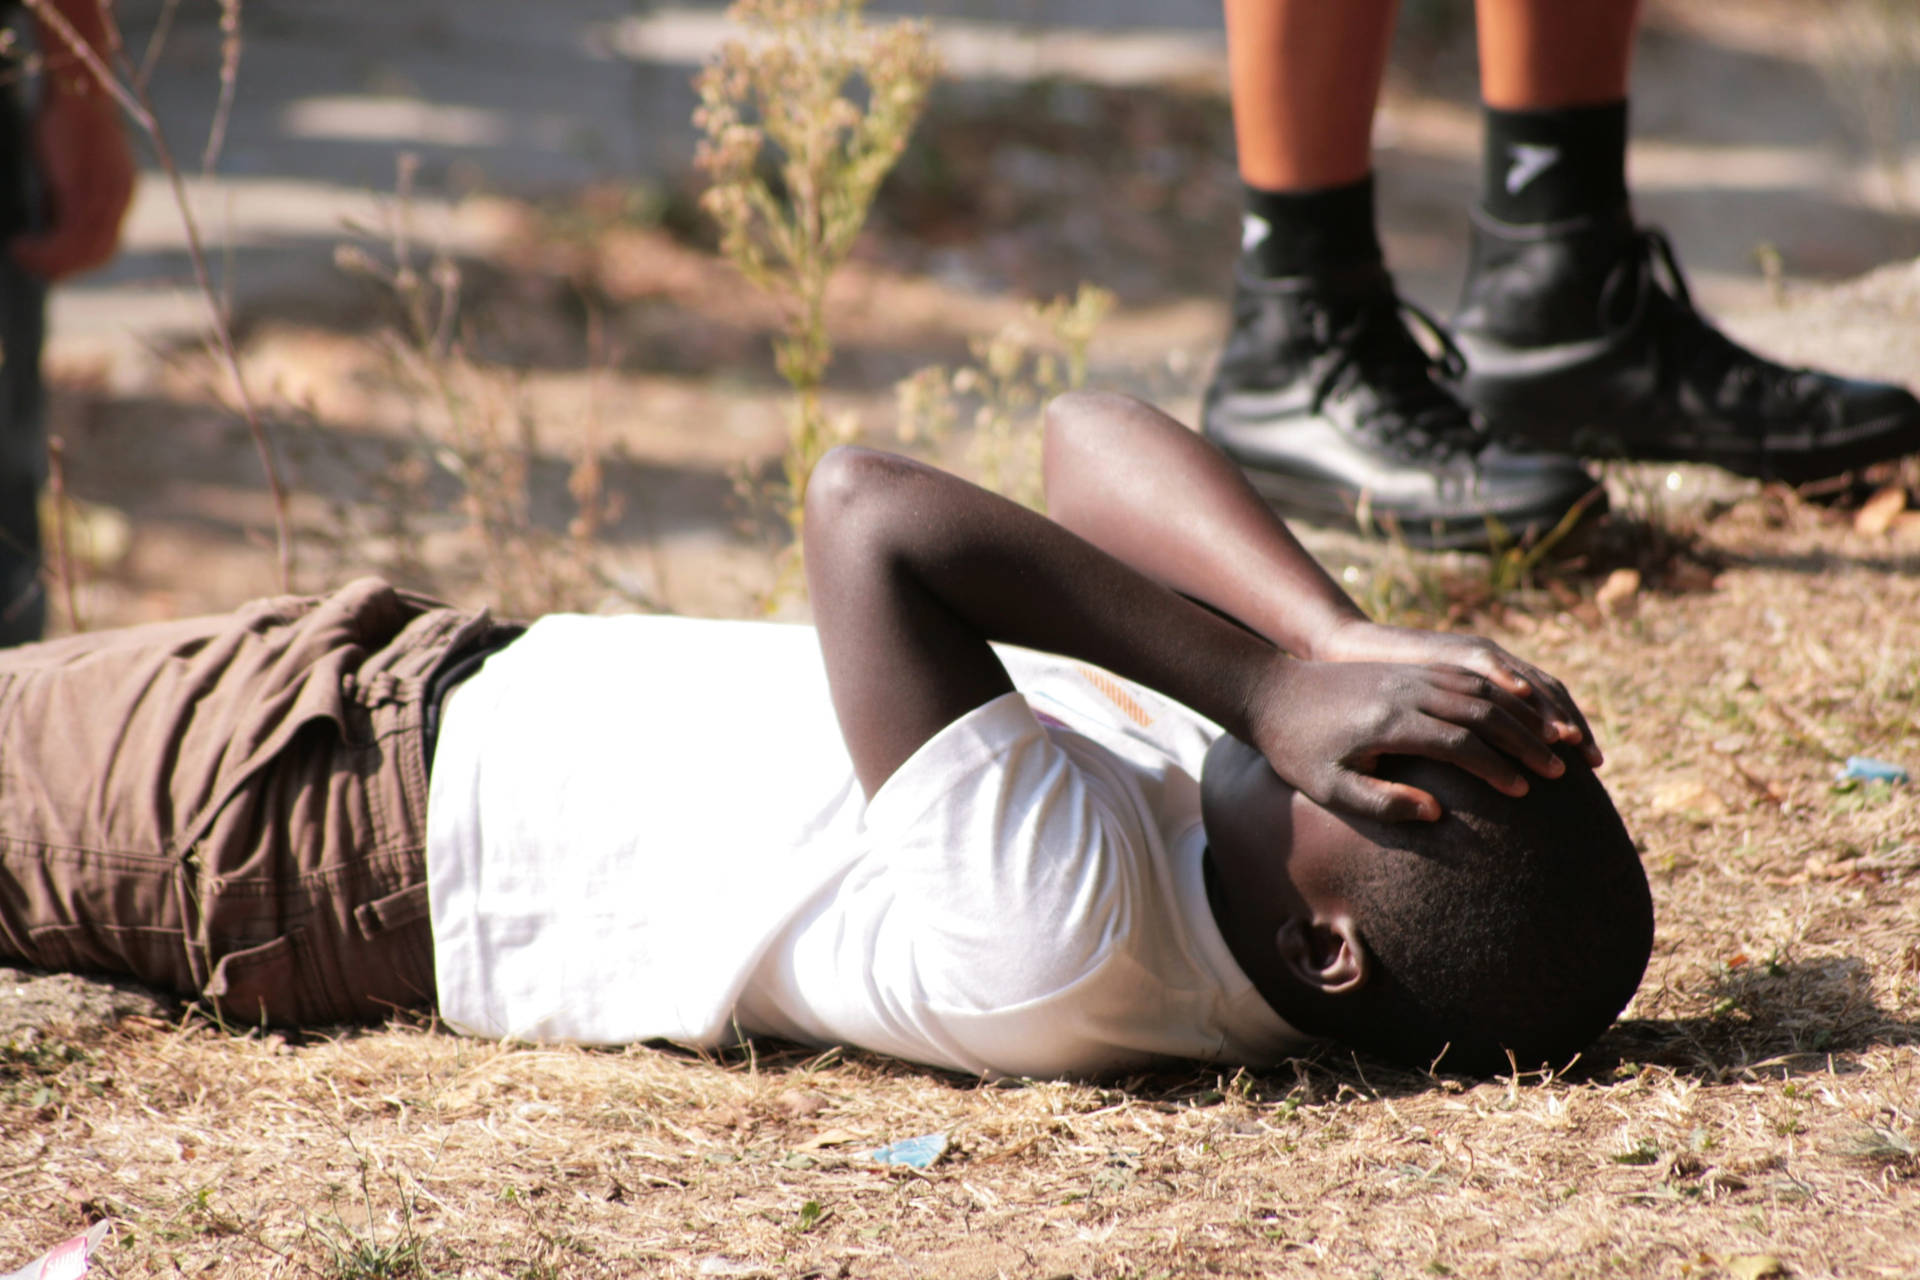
[
  {"x1": 203, "y1": 933, "x2": 329, "y2": 1028},
  {"x1": 352, "y1": 881, "x2": 438, "y2": 1013},
  {"x1": 353, "y1": 882, "x2": 430, "y2": 938},
  {"x1": 204, "y1": 883, "x2": 435, "y2": 1029}
]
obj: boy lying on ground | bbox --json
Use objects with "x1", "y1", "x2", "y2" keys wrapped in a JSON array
[{"x1": 0, "y1": 393, "x2": 1652, "y2": 1079}]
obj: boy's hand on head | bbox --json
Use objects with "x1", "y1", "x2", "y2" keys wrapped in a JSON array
[
  {"x1": 1251, "y1": 656, "x2": 1573, "y2": 823},
  {"x1": 1304, "y1": 618, "x2": 1601, "y2": 766}
]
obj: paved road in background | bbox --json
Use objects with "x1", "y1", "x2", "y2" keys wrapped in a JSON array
[{"x1": 56, "y1": 1, "x2": 1919, "y2": 370}]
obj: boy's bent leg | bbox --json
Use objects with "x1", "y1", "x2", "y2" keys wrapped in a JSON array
[{"x1": 0, "y1": 578, "x2": 519, "y2": 1025}]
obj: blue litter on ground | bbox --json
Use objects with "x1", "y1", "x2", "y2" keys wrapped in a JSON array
[
  {"x1": 865, "y1": 1132, "x2": 948, "y2": 1168},
  {"x1": 1838, "y1": 756, "x2": 1909, "y2": 784}
]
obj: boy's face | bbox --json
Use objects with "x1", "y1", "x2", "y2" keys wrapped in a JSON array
[
  {"x1": 1199, "y1": 733, "x2": 1375, "y2": 925},
  {"x1": 1200, "y1": 733, "x2": 1382, "y2": 1012}
]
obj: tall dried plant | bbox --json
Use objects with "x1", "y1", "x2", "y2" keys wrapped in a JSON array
[
  {"x1": 694, "y1": 0, "x2": 937, "y2": 540},
  {"x1": 895, "y1": 284, "x2": 1114, "y2": 510},
  {"x1": 331, "y1": 158, "x2": 634, "y2": 620},
  {"x1": 24, "y1": 0, "x2": 293, "y2": 587}
]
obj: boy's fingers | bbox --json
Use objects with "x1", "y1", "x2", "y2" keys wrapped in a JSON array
[
  {"x1": 1445, "y1": 661, "x2": 1600, "y2": 766},
  {"x1": 1476, "y1": 654, "x2": 1534, "y2": 699},
  {"x1": 1399, "y1": 715, "x2": 1531, "y2": 798},
  {"x1": 1427, "y1": 666, "x2": 1557, "y2": 741},
  {"x1": 1340, "y1": 776, "x2": 1441, "y2": 823},
  {"x1": 1428, "y1": 692, "x2": 1565, "y2": 779},
  {"x1": 1522, "y1": 666, "x2": 1602, "y2": 764},
  {"x1": 1549, "y1": 693, "x2": 1603, "y2": 764}
]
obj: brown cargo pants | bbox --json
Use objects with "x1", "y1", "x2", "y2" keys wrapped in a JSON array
[{"x1": 0, "y1": 578, "x2": 517, "y2": 1026}]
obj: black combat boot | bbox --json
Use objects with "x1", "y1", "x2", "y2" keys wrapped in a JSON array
[
  {"x1": 1452, "y1": 208, "x2": 1920, "y2": 484},
  {"x1": 1202, "y1": 260, "x2": 1605, "y2": 550}
]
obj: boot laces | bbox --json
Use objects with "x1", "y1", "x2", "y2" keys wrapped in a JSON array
[
  {"x1": 1311, "y1": 290, "x2": 1482, "y2": 459},
  {"x1": 1618, "y1": 227, "x2": 1828, "y2": 420}
]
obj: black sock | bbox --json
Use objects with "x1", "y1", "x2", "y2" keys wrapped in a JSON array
[
  {"x1": 1480, "y1": 100, "x2": 1628, "y2": 225},
  {"x1": 1240, "y1": 174, "x2": 1383, "y2": 278}
]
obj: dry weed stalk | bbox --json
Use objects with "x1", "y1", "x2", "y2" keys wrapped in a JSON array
[
  {"x1": 43, "y1": 434, "x2": 76, "y2": 633},
  {"x1": 695, "y1": 0, "x2": 937, "y2": 541},
  {"x1": 895, "y1": 284, "x2": 1113, "y2": 509},
  {"x1": 332, "y1": 158, "x2": 632, "y2": 620},
  {"x1": 23, "y1": 0, "x2": 293, "y2": 588}
]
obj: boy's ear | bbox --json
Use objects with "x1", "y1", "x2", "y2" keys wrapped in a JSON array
[{"x1": 1275, "y1": 915, "x2": 1367, "y2": 996}]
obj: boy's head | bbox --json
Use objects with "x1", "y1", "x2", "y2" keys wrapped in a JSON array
[{"x1": 1203, "y1": 739, "x2": 1653, "y2": 1076}]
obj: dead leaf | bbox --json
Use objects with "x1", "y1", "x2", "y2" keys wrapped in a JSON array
[
  {"x1": 1801, "y1": 855, "x2": 1881, "y2": 883},
  {"x1": 796, "y1": 1127, "x2": 861, "y2": 1150},
  {"x1": 773, "y1": 1089, "x2": 828, "y2": 1119},
  {"x1": 1668, "y1": 561, "x2": 1720, "y2": 593},
  {"x1": 1726, "y1": 1254, "x2": 1788, "y2": 1280},
  {"x1": 1596, "y1": 567, "x2": 1642, "y2": 618},
  {"x1": 1853, "y1": 485, "x2": 1906, "y2": 536},
  {"x1": 1651, "y1": 779, "x2": 1729, "y2": 818},
  {"x1": 1717, "y1": 749, "x2": 1787, "y2": 805},
  {"x1": 1666, "y1": 1151, "x2": 1706, "y2": 1180}
]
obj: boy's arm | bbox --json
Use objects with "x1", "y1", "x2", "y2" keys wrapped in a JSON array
[
  {"x1": 1041, "y1": 391, "x2": 1599, "y2": 763},
  {"x1": 804, "y1": 446, "x2": 1566, "y2": 820}
]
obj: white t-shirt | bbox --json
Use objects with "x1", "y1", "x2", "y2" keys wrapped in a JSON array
[{"x1": 425, "y1": 614, "x2": 1306, "y2": 1078}]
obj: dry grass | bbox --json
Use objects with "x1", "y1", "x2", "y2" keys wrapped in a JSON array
[{"x1": 3, "y1": 478, "x2": 1918, "y2": 1278}]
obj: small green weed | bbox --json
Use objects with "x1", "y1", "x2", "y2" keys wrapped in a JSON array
[
  {"x1": 307, "y1": 1140, "x2": 433, "y2": 1280},
  {"x1": 1611, "y1": 1138, "x2": 1661, "y2": 1166},
  {"x1": 0, "y1": 1037, "x2": 95, "y2": 1108},
  {"x1": 1829, "y1": 777, "x2": 1900, "y2": 812},
  {"x1": 323, "y1": 1234, "x2": 426, "y2": 1280}
]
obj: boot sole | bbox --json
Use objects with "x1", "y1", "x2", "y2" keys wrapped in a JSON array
[
  {"x1": 1488, "y1": 408, "x2": 1920, "y2": 487},
  {"x1": 1235, "y1": 463, "x2": 1605, "y2": 553},
  {"x1": 1460, "y1": 341, "x2": 1920, "y2": 485}
]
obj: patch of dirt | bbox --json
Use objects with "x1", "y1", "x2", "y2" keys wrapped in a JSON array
[{"x1": 0, "y1": 966, "x2": 176, "y2": 1044}]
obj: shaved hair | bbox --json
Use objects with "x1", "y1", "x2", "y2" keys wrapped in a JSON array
[{"x1": 1298, "y1": 749, "x2": 1652, "y2": 1075}]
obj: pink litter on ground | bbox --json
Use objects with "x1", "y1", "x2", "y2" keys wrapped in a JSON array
[{"x1": 2, "y1": 1223, "x2": 108, "y2": 1280}]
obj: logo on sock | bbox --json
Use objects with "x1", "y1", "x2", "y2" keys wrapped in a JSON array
[
  {"x1": 1505, "y1": 143, "x2": 1561, "y2": 196},
  {"x1": 1241, "y1": 212, "x2": 1271, "y2": 254}
]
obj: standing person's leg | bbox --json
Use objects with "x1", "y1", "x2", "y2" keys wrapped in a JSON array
[
  {"x1": 1224, "y1": 0, "x2": 1391, "y2": 195},
  {"x1": 1204, "y1": 0, "x2": 1600, "y2": 550},
  {"x1": 0, "y1": 47, "x2": 46, "y2": 647},
  {"x1": 1455, "y1": 0, "x2": 1920, "y2": 481},
  {"x1": 1475, "y1": 0, "x2": 1639, "y2": 112},
  {"x1": 0, "y1": 257, "x2": 46, "y2": 647}
]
